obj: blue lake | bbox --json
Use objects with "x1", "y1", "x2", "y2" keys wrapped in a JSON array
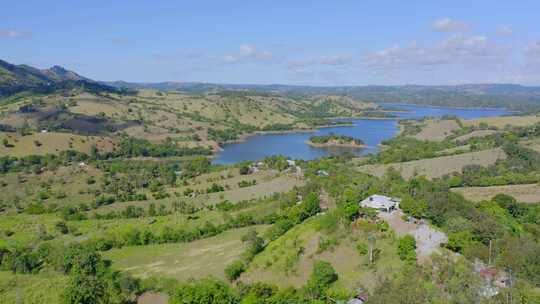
[{"x1": 212, "y1": 104, "x2": 511, "y2": 164}]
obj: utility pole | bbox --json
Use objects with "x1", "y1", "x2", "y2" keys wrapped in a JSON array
[{"x1": 488, "y1": 239, "x2": 492, "y2": 266}]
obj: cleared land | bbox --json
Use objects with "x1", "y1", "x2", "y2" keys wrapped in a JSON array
[
  {"x1": 357, "y1": 148, "x2": 506, "y2": 179},
  {"x1": 454, "y1": 130, "x2": 498, "y2": 142},
  {"x1": 520, "y1": 138, "x2": 540, "y2": 153},
  {"x1": 0, "y1": 131, "x2": 115, "y2": 156},
  {"x1": 462, "y1": 115, "x2": 540, "y2": 128},
  {"x1": 104, "y1": 226, "x2": 268, "y2": 281},
  {"x1": 412, "y1": 119, "x2": 461, "y2": 142},
  {"x1": 452, "y1": 184, "x2": 540, "y2": 203}
]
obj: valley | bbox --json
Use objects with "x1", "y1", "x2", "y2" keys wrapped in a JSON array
[{"x1": 0, "y1": 59, "x2": 539, "y2": 304}]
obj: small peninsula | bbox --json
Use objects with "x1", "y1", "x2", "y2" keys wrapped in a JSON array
[{"x1": 307, "y1": 133, "x2": 366, "y2": 148}]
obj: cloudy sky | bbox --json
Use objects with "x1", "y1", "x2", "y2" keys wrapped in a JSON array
[{"x1": 2, "y1": 0, "x2": 540, "y2": 85}]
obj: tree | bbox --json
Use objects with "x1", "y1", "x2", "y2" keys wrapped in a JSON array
[
  {"x1": 170, "y1": 278, "x2": 238, "y2": 304},
  {"x1": 239, "y1": 165, "x2": 250, "y2": 175},
  {"x1": 241, "y1": 228, "x2": 264, "y2": 258},
  {"x1": 305, "y1": 261, "x2": 338, "y2": 299},
  {"x1": 397, "y1": 235, "x2": 417, "y2": 264},
  {"x1": 62, "y1": 246, "x2": 108, "y2": 304},
  {"x1": 224, "y1": 260, "x2": 245, "y2": 282}
]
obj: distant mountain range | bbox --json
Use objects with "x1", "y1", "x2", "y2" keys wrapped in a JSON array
[
  {"x1": 105, "y1": 81, "x2": 540, "y2": 111},
  {"x1": 0, "y1": 59, "x2": 119, "y2": 97},
  {"x1": 2, "y1": 59, "x2": 540, "y2": 110}
]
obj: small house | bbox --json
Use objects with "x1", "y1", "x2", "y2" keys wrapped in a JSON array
[
  {"x1": 286, "y1": 159, "x2": 296, "y2": 167},
  {"x1": 359, "y1": 194, "x2": 400, "y2": 212}
]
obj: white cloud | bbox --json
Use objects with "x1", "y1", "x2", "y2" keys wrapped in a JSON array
[
  {"x1": 432, "y1": 18, "x2": 471, "y2": 33},
  {"x1": 0, "y1": 29, "x2": 30, "y2": 38},
  {"x1": 287, "y1": 55, "x2": 352, "y2": 69},
  {"x1": 222, "y1": 44, "x2": 273, "y2": 64},
  {"x1": 363, "y1": 35, "x2": 507, "y2": 70}
]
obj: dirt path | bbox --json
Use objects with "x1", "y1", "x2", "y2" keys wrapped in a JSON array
[{"x1": 378, "y1": 210, "x2": 448, "y2": 264}]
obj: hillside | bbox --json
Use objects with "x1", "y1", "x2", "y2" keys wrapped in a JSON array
[
  {"x1": 1, "y1": 60, "x2": 540, "y2": 304},
  {"x1": 0, "y1": 59, "x2": 121, "y2": 97},
  {"x1": 0, "y1": 63, "x2": 379, "y2": 158},
  {"x1": 107, "y1": 81, "x2": 540, "y2": 110}
]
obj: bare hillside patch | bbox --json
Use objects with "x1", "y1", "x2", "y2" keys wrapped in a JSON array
[
  {"x1": 358, "y1": 148, "x2": 506, "y2": 179},
  {"x1": 413, "y1": 119, "x2": 461, "y2": 142},
  {"x1": 452, "y1": 184, "x2": 540, "y2": 203}
]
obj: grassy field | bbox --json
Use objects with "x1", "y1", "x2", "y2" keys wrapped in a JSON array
[
  {"x1": 104, "y1": 226, "x2": 268, "y2": 281},
  {"x1": 241, "y1": 216, "x2": 403, "y2": 291},
  {"x1": 462, "y1": 115, "x2": 540, "y2": 128},
  {"x1": 0, "y1": 164, "x2": 103, "y2": 212},
  {"x1": 94, "y1": 172, "x2": 304, "y2": 213},
  {"x1": 357, "y1": 148, "x2": 506, "y2": 179},
  {"x1": 452, "y1": 184, "x2": 540, "y2": 203},
  {"x1": 0, "y1": 271, "x2": 67, "y2": 304},
  {"x1": 520, "y1": 138, "x2": 540, "y2": 153},
  {"x1": 0, "y1": 131, "x2": 115, "y2": 157},
  {"x1": 412, "y1": 119, "x2": 461, "y2": 142},
  {"x1": 454, "y1": 130, "x2": 498, "y2": 142}
]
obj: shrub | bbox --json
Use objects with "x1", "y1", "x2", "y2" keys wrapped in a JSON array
[
  {"x1": 224, "y1": 260, "x2": 245, "y2": 282},
  {"x1": 170, "y1": 278, "x2": 238, "y2": 304},
  {"x1": 356, "y1": 242, "x2": 368, "y2": 255},
  {"x1": 397, "y1": 235, "x2": 417, "y2": 264}
]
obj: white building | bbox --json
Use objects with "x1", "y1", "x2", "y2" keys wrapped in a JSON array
[{"x1": 359, "y1": 194, "x2": 400, "y2": 212}]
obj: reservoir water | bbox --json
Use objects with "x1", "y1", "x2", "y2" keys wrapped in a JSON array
[{"x1": 213, "y1": 104, "x2": 511, "y2": 164}]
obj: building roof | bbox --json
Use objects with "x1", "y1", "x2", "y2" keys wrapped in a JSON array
[{"x1": 360, "y1": 194, "x2": 399, "y2": 210}]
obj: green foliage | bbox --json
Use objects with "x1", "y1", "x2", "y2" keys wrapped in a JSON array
[
  {"x1": 309, "y1": 133, "x2": 364, "y2": 146},
  {"x1": 371, "y1": 137, "x2": 453, "y2": 163},
  {"x1": 399, "y1": 197, "x2": 427, "y2": 218},
  {"x1": 238, "y1": 180, "x2": 257, "y2": 188},
  {"x1": 114, "y1": 137, "x2": 211, "y2": 158},
  {"x1": 305, "y1": 261, "x2": 338, "y2": 300},
  {"x1": 225, "y1": 260, "x2": 246, "y2": 282},
  {"x1": 170, "y1": 278, "x2": 238, "y2": 304},
  {"x1": 356, "y1": 242, "x2": 368, "y2": 255},
  {"x1": 397, "y1": 235, "x2": 417, "y2": 264}
]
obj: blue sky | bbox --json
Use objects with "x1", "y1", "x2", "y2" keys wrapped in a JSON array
[{"x1": 2, "y1": 0, "x2": 540, "y2": 85}]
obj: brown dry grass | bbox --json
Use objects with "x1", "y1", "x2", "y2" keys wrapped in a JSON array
[
  {"x1": 452, "y1": 184, "x2": 540, "y2": 203},
  {"x1": 462, "y1": 115, "x2": 540, "y2": 128},
  {"x1": 357, "y1": 148, "x2": 506, "y2": 179},
  {"x1": 454, "y1": 130, "x2": 498, "y2": 142},
  {"x1": 0, "y1": 131, "x2": 115, "y2": 156},
  {"x1": 413, "y1": 119, "x2": 461, "y2": 142}
]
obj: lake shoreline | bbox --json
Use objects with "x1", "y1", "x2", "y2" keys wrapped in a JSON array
[
  {"x1": 216, "y1": 122, "x2": 357, "y2": 148},
  {"x1": 212, "y1": 105, "x2": 512, "y2": 164}
]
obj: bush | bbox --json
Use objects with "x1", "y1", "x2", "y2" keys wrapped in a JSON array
[
  {"x1": 306, "y1": 261, "x2": 338, "y2": 299},
  {"x1": 224, "y1": 260, "x2": 245, "y2": 282},
  {"x1": 55, "y1": 221, "x2": 69, "y2": 234},
  {"x1": 239, "y1": 165, "x2": 250, "y2": 175},
  {"x1": 397, "y1": 235, "x2": 417, "y2": 264},
  {"x1": 356, "y1": 242, "x2": 368, "y2": 255},
  {"x1": 170, "y1": 278, "x2": 238, "y2": 304}
]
